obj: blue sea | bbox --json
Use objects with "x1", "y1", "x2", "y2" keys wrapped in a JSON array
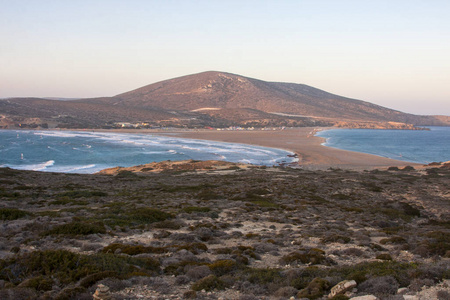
[
  {"x1": 316, "y1": 126, "x2": 450, "y2": 164},
  {"x1": 0, "y1": 130, "x2": 298, "y2": 173}
]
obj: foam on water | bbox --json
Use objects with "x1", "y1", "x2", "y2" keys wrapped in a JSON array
[
  {"x1": 12, "y1": 160, "x2": 55, "y2": 171},
  {"x1": 0, "y1": 130, "x2": 297, "y2": 173}
]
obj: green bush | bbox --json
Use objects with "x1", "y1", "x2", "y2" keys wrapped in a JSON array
[
  {"x1": 183, "y1": 206, "x2": 211, "y2": 213},
  {"x1": 376, "y1": 254, "x2": 393, "y2": 261},
  {"x1": 280, "y1": 248, "x2": 330, "y2": 265},
  {"x1": 191, "y1": 275, "x2": 225, "y2": 291},
  {"x1": 102, "y1": 242, "x2": 207, "y2": 255},
  {"x1": 44, "y1": 221, "x2": 106, "y2": 236},
  {"x1": 0, "y1": 250, "x2": 160, "y2": 286},
  {"x1": 18, "y1": 276, "x2": 53, "y2": 291},
  {"x1": 322, "y1": 235, "x2": 351, "y2": 244},
  {"x1": 126, "y1": 208, "x2": 173, "y2": 224},
  {"x1": 297, "y1": 277, "x2": 330, "y2": 300},
  {"x1": 415, "y1": 231, "x2": 450, "y2": 257},
  {"x1": 0, "y1": 208, "x2": 31, "y2": 220},
  {"x1": 208, "y1": 259, "x2": 238, "y2": 276},
  {"x1": 246, "y1": 268, "x2": 283, "y2": 284}
]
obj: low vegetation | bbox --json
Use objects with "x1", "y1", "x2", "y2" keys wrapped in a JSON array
[{"x1": 0, "y1": 164, "x2": 448, "y2": 299}]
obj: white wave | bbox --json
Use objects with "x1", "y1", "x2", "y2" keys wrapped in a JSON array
[
  {"x1": 34, "y1": 131, "x2": 87, "y2": 138},
  {"x1": 142, "y1": 151, "x2": 168, "y2": 155},
  {"x1": 56, "y1": 164, "x2": 97, "y2": 173},
  {"x1": 15, "y1": 160, "x2": 55, "y2": 171}
]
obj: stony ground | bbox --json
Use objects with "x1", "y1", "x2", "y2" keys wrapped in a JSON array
[{"x1": 0, "y1": 162, "x2": 449, "y2": 299}]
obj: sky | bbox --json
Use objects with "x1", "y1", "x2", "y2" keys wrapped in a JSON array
[{"x1": 1, "y1": 0, "x2": 449, "y2": 115}]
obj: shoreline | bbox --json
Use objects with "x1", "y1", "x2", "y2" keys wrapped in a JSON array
[
  {"x1": 113, "y1": 127, "x2": 419, "y2": 170},
  {"x1": 1, "y1": 127, "x2": 422, "y2": 170}
]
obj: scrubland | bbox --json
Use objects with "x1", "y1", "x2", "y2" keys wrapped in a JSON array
[{"x1": 0, "y1": 162, "x2": 449, "y2": 299}]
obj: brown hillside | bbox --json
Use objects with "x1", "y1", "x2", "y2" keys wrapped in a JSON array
[
  {"x1": 85, "y1": 71, "x2": 447, "y2": 125},
  {"x1": 1, "y1": 71, "x2": 448, "y2": 128}
]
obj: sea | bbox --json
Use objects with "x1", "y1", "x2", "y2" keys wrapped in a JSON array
[
  {"x1": 316, "y1": 126, "x2": 450, "y2": 164},
  {"x1": 0, "y1": 130, "x2": 298, "y2": 174}
]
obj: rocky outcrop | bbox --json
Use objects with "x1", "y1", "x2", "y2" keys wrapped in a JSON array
[
  {"x1": 96, "y1": 159, "x2": 251, "y2": 175},
  {"x1": 328, "y1": 280, "x2": 357, "y2": 298},
  {"x1": 93, "y1": 284, "x2": 111, "y2": 300}
]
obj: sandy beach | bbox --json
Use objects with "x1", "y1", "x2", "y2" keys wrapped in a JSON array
[{"x1": 145, "y1": 127, "x2": 420, "y2": 170}]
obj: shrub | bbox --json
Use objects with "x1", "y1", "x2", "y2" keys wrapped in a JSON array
[
  {"x1": 44, "y1": 221, "x2": 106, "y2": 236},
  {"x1": 322, "y1": 235, "x2": 351, "y2": 244},
  {"x1": 102, "y1": 242, "x2": 207, "y2": 255},
  {"x1": 186, "y1": 265, "x2": 212, "y2": 281},
  {"x1": 376, "y1": 253, "x2": 393, "y2": 261},
  {"x1": 246, "y1": 268, "x2": 283, "y2": 285},
  {"x1": 208, "y1": 259, "x2": 238, "y2": 276},
  {"x1": 361, "y1": 182, "x2": 383, "y2": 192},
  {"x1": 191, "y1": 275, "x2": 225, "y2": 291},
  {"x1": 437, "y1": 291, "x2": 450, "y2": 300},
  {"x1": 340, "y1": 248, "x2": 364, "y2": 257},
  {"x1": 183, "y1": 290, "x2": 197, "y2": 299},
  {"x1": 415, "y1": 231, "x2": 450, "y2": 257},
  {"x1": 0, "y1": 249, "x2": 160, "y2": 287},
  {"x1": 380, "y1": 236, "x2": 407, "y2": 245},
  {"x1": 18, "y1": 276, "x2": 53, "y2": 291},
  {"x1": 297, "y1": 277, "x2": 330, "y2": 300},
  {"x1": 126, "y1": 208, "x2": 173, "y2": 224},
  {"x1": 0, "y1": 208, "x2": 31, "y2": 220},
  {"x1": 280, "y1": 248, "x2": 330, "y2": 265},
  {"x1": 152, "y1": 219, "x2": 184, "y2": 229},
  {"x1": 336, "y1": 261, "x2": 416, "y2": 286},
  {"x1": 79, "y1": 271, "x2": 117, "y2": 288},
  {"x1": 183, "y1": 206, "x2": 211, "y2": 213},
  {"x1": 274, "y1": 286, "x2": 298, "y2": 297},
  {"x1": 401, "y1": 166, "x2": 415, "y2": 171},
  {"x1": 358, "y1": 276, "x2": 399, "y2": 296},
  {"x1": 399, "y1": 202, "x2": 421, "y2": 217}
]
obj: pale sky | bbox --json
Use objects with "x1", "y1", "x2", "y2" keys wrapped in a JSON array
[{"x1": 1, "y1": 0, "x2": 449, "y2": 115}]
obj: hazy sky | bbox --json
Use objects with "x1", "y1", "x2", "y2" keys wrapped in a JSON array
[{"x1": 1, "y1": 0, "x2": 449, "y2": 115}]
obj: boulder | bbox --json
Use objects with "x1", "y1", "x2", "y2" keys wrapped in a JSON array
[{"x1": 329, "y1": 280, "x2": 357, "y2": 298}]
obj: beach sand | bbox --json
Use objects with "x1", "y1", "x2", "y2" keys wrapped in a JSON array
[{"x1": 146, "y1": 127, "x2": 420, "y2": 170}]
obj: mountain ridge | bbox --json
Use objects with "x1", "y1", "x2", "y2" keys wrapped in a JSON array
[{"x1": 1, "y1": 71, "x2": 448, "y2": 129}]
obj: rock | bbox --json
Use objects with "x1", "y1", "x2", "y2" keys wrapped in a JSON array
[
  {"x1": 402, "y1": 296, "x2": 419, "y2": 300},
  {"x1": 93, "y1": 284, "x2": 111, "y2": 300},
  {"x1": 397, "y1": 287, "x2": 408, "y2": 294},
  {"x1": 329, "y1": 280, "x2": 357, "y2": 298},
  {"x1": 350, "y1": 295, "x2": 378, "y2": 300}
]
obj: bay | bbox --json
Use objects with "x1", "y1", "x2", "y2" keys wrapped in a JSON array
[
  {"x1": 316, "y1": 126, "x2": 450, "y2": 164},
  {"x1": 0, "y1": 130, "x2": 297, "y2": 173}
]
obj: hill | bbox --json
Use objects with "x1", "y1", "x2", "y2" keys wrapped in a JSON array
[{"x1": 1, "y1": 71, "x2": 448, "y2": 129}]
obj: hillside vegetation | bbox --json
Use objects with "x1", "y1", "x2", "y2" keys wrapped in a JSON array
[{"x1": 0, "y1": 163, "x2": 449, "y2": 299}]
